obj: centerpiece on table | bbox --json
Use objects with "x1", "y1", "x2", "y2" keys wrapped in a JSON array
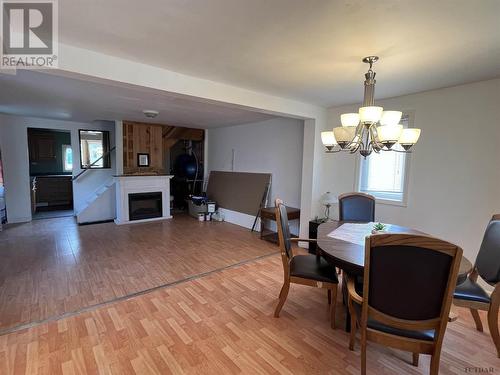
[{"x1": 371, "y1": 222, "x2": 387, "y2": 234}]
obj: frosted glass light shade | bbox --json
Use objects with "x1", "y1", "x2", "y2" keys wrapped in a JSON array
[
  {"x1": 359, "y1": 106, "x2": 383, "y2": 123},
  {"x1": 321, "y1": 131, "x2": 337, "y2": 146},
  {"x1": 377, "y1": 125, "x2": 403, "y2": 142},
  {"x1": 380, "y1": 111, "x2": 402, "y2": 126},
  {"x1": 320, "y1": 191, "x2": 337, "y2": 206},
  {"x1": 341, "y1": 113, "x2": 360, "y2": 127},
  {"x1": 399, "y1": 128, "x2": 421, "y2": 145},
  {"x1": 333, "y1": 126, "x2": 356, "y2": 144}
]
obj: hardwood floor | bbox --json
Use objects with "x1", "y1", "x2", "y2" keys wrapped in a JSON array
[
  {"x1": 0, "y1": 216, "x2": 498, "y2": 374},
  {"x1": 0, "y1": 253, "x2": 499, "y2": 374},
  {"x1": 0, "y1": 215, "x2": 277, "y2": 333}
]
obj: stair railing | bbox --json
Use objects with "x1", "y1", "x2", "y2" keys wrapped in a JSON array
[{"x1": 72, "y1": 146, "x2": 116, "y2": 182}]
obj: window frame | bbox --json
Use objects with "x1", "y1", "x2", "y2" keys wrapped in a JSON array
[
  {"x1": 78, "y1": 129, "x2": 111, "y2": 169},
  {"x1": 354, "y1": 111, "x2": 415, "y2": 207},
  {"x1": 62, "y1": 144, "x2": 73, "y2": 173}
]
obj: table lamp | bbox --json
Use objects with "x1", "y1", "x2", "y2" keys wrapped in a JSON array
[{"x1": 320, "y1": 192, "x2": 337, "y2": 221}]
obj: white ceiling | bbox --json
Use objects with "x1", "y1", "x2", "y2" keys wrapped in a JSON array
[
  {"x1": 58, "y1": 0, "x2": 500, "y2": 106},
  {"x1": 0, "y1": 70, "x2": 278, "y2": 127}
]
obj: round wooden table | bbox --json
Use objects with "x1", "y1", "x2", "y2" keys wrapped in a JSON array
[
  {"x1": 317, "y1": 221, "x2": 472, "y2": 282},
  {"x1": 317, "y1": 221, "x2": 473, "y2": 331}
]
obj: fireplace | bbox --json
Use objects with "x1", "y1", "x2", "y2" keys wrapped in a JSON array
[
  {"x1": 128, "y1": 192, "x2": 162, "y2": 221},
  {"x1": 115, "y1": 175, "x2": 173, "y2": 225}
]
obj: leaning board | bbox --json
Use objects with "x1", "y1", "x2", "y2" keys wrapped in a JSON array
[{"x1": 206, "y1": 171, "x2": 271, "y2": 216}]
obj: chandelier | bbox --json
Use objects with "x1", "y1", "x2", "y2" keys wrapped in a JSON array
[{"x1": 321, "y1": 56, "x2": 421, "y2": 158}]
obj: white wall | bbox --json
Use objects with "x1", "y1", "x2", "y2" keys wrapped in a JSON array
[
  {"x1": 0, "y1": 114, "x2": 116, "y2": 223},
  {"x1": 321, "y1": 79, "x2": 500, "y2": 260},
  {"x1": 207, "y1": 118, "x2": 304, "y2": 232}
]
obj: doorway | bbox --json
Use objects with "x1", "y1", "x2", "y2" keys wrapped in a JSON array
[{"x1": 28, "y1": 128, "x2": 74, "y2": 220}]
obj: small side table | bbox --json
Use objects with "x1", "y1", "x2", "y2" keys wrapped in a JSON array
[
  {"x1": 308, "y1": 219, "x2": 327, "y2": 254},
  {"x1": 260, "y1": 206, "x2": 300, "y2": 243}
]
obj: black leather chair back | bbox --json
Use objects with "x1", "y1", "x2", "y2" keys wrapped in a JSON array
[
  {"x1": 277, "y1": 201, "x2": 292, "y2": 259},
  {"x1": 475, "y1": 216, "x2": 500, "y2": 284},
  {"x1": 368, "y1": 243, "x2": 453, "y2": 320},
  {"x1": 339, "y1": 193, "x2": 375, "y2": 222}
]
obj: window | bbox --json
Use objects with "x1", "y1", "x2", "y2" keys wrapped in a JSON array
[
  {"x1": 357, "y1": 114, "x2": 412, "y2": 204},
  {"x1": 79, "y1": 130, "x2": 111, "y2": 169},
  {"x1": 62, "y1": 145, "x2": 73, "y2": 172}
]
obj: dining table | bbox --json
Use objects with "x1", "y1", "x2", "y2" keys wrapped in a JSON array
[{"x1": 316, "y1": 221, "x2": 473, "y2": 331}]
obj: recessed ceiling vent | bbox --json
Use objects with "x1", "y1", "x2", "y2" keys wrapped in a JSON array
[{"x1": 143, "y1": 109, "x2": 159, "y2": 118}]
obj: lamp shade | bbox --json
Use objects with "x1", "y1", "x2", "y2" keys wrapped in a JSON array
[
  {"x1": 333, "y1": 126, "x2": 356, "y2": 144},
  {"x1": 341, "y1": 113, "x2": 360, "y2": 127},
  {"x1": 320, "y1": 191, "x2": 337, "y2": 206},
  {"x1": 321, "y1": 131, "x2": 337, "y2": 146},
  {"x1": 380, "y1": 111, "x2": 402, "y2": 126},
  {"x1": 377, "y1": 125, "x2": 403, "y2": 142},
  {"x1": 399, "y1": 128, "x2": 421, "y2": 145},
  {"x1": 359, "y1": 106, "x2": 383, "y2": 123}
]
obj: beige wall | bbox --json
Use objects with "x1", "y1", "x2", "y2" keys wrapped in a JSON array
[{"x1": 320, "y1": 78, "x2": 500, "y2": 260}]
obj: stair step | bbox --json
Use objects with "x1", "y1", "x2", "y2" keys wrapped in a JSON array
[
  {"x1": 96, "y1": 186, "x2": 107, "y2": 195},
  {"x1": 79, "y1": 179, "x2": 115, "y2": 217},
  {"x1": 86, "y1": 194, "x2": 98, "y2": 204}
]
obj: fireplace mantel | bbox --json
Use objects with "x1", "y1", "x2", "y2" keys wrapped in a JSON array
[{"x1": 114, "y1": 175, "x2": 173, "y2": 225}]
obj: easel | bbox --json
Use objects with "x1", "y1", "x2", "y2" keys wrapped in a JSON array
[{"x1": 251, "y1": 180, "x2": 271, "y2": 232}]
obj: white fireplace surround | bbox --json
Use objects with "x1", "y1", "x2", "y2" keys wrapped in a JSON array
[{"x1": 114, "y1": 175, "x2": 173, "y2": 225}]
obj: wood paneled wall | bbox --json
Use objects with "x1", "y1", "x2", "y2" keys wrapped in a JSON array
[
  {"x1": 122, "y1": 121, "x2": 205, "y2": 175},
  {"x1": 123, "y1": 121, "x2": 164, "y2": 174}
]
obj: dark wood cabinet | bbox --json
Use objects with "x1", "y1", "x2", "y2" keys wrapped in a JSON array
[
  {"x1": 29, "y1": 133, "x2": 56, "y2": 161},
  {"x1": 32, "y1": 176, "x2": 73, "y2": 213}
]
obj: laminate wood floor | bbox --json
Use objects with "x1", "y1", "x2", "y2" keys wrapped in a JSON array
[
  {"x1": 0, "y1": 215, "x2": 277, "y2": 333},
  {"x1": 0, "y1": 254, "x2": 498, "y2": 374}
]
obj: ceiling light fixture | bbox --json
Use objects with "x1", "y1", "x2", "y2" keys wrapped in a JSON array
[
  {"x1": 143, "y1": 109, "x2": 159, "y2": 118},
  {"x1": 322, "y1": 56, "x2": 421, "y2": 158}
]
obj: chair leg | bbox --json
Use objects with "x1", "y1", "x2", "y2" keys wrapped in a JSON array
[
  {"x1": 348, "y1": 298, "x2": 356, "y2": 350},
  {"x1": 349, "y1": 318, "x2": 356, "y2": 351},
  {"x1": 487, "y1": 304, "x2": 500, "y2": 357},
  {"x1": 330, "y1": 286, "x2": 338, "y2": 329},
  {"x1": 328, "y1": 289, "x2": 332, "y2": 305},
  {"x1": 429, "y1": 352, "x2": 441, "y2": 375},
  {"x1": 470, "y1": 308, "x2": 484, "y2": 332},
  {"x1": 274, "y1": 280, "x2": 290, "y2": 318},
  {"x1": 361, "y1": 333, "x2": 367, "y2": 375},
  {"x1": 412, "y1": 353, "x2": 419, "y2": 367}
]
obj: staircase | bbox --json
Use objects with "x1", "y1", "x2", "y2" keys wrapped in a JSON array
[{"x1": 76, "y1": 177, "x2": 116, "y2": 224}]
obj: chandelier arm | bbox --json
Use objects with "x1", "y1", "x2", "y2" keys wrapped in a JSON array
[
  {"x1": 380, "y1": 148, "x2": 412, "y2": 154},
  {"x1": 350, "y1": 141, "x2": 362, "y2": 154},
  {"x1": 369, "y1": 125, "x2": 384, "y2": 151},
  {"x1": 368, "y1": 140, "x2": 381, "y2": 154}
]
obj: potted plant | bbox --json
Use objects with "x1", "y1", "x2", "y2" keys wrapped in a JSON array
[{"x1": 372, "y1": 222, "x2": 387, "y2": 234}]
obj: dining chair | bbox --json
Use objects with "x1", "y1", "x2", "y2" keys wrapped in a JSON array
[
  {"x1": 274, "y1": 198, "x2": 339, "y2": 328},
  {"x1": 338, "y1": 192, "x2": 375, "y2": 222},
  {"x1": 347, "y1": 233, "x2": 462, "y2": 375},
  {"x1": 453, "y1": 214, "x2": 500, "y2": 357}
]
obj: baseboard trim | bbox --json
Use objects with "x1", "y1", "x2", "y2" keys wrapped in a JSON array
[{"x1": 78, "y1": 219, "x2": 115, "y2": 226}]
